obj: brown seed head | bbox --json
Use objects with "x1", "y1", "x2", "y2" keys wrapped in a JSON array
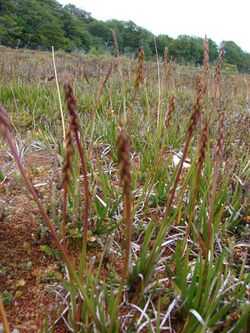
[
  {"x1": 197, "y1": 124, "x2": 208, "y2": 167},
  {"x1": 134, "y1": 47, "x2": 145, "y2": 93},
  {"x1": 187, "y1": 96, "x2": 201, "y2": 137},
  {"x1": 62, "y1": 124, "x2": 74, "y2": 185},
  {"x1": 216, "y1": 111, "x2": 225, "y2": 161},
  {"x1": 165, "y1": 95, "x2": 175, "y2": 128},
  {"x1": 111, "y1": 29, "x2": 120, "y2": 57},
  {"x1": 63, "y1": 79, "x2": 80, "y2": 133},
  {"x1": 98, "y1": 63, "x2": 112, "y2": 99},
  {"x1": 203, "y1": 35, "x2": 210, "y2": 75},
  {"x1": 214, "y1": 46, "x2": 224, "y2": 85},
  {"x1": 195, "y1": 75, "x2": 203, "y2": 98},
  {"x1": 117, "y1": 129, "x2": 131, "y2": 196}
]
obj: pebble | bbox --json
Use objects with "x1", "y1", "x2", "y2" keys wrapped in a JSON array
[
  {"x1": 0, "y1": 183, "x2": 5, "y2": 193},
  {"x1": 0, "y1": 325, "x2": 20, "y2": 333}
]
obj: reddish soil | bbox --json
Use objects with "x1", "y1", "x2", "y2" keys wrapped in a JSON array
[{"x1": 0, "y1": 148, "x2": 66, "y2": 332}]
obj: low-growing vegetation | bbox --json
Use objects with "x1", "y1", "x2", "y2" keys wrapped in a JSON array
[{"x1": 0, "y1": 37, "x2": 249, "y2": 333}]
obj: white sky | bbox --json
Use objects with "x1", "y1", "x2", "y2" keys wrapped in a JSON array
[{"x1": 58, "y1": 0, "x2": 250, "y2": 52}]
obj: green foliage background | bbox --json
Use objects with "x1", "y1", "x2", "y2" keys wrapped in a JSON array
[{"x1": 0, "y1": 0, "x2": 250, "y2": 72}]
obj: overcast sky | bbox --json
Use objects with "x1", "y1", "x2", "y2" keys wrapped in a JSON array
[{"x1": 58, "y1": 0, "x2": 250, "y2": 52}]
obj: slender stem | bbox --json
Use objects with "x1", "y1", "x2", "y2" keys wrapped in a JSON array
[
  {"x1": 154, "y1": 37, "x2": 162, "y2": 129},
  {"x1": 75, "y1": 132, "x2": 89, "y2": 276},
  {"x1": 109, "y1": 127, "x2": 132, "y2": 332},
  {"x1": 62, "y1": 183, "x2": 68, "y2": 248},
  {"x1": 0, "y1": 295, "x2": 10, "y2": 333},
  {"x1": 74, "y1": 132, "x2": 90, "y2": 326},
  {"x1": 163, "y1": 133, "x2": 192, "y2": 222},
  {"x1": 206, "y1": 111, "x2": 224, "y2": 256},
  {"x1": 182, "y1": 164, "x2": 202, "y2": 252},
  {"x1": 123, "y1": 191, "x2": 132, "y2": 280},
  {"x1": 109, "y1": 189, "x2": 132, "y2": 333},
  {"x1": 206, "y1": 159, "x2": 220, "y2": 254},
  {"x1": 52, "y1": 46, "x2": 66, "y2": 140}
]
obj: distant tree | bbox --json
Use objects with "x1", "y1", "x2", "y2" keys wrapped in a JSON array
[
  {"x1": 168, "y1": 35, "x2": 204, "y2": 65},
  {"x1": 87, "y1": 20, "x2": 111, "y2": 43},
  {"x1": 208, "y1": 38, "x2": 218, "y2": 63},
  {"x1": 12, "y1": 0, "x2": 67, "y2": 49},
  {"x1": 0, "y1": 0, "x2": 19, "y2": 46},
  {"x1": 0, "y1": 15, "x2": 20, "y2": 46},
  {"x1": 106, "y1": 20, "x2": 124, "y2": 53},
  {"x1": 120, "y1": 21, "x2": 142, "y2": 51},
  {"x1": 151, "y1": 34, "x2": 173, "y2": 58},
  {"x1": 242, "y1": 53, "x2": 250, "y2": 73},
  {"x1": 0, "y1": 0, "x2": 16, "y2": 12},
  {"x1": 64, "y1": 4, "x2": 93, "y2": 22},
  {"x1": 168, "y1": 35, "x2": 190, "y2": 64},
  {"x1": 223, "y1": 41, "x2": 250, "y2": 72},
  {"x1": 0, "y1": 0, "x2": 249, "y2": 72},
  {"x1": 61, "y1": 10, "x2": 92, "y2": 51}
]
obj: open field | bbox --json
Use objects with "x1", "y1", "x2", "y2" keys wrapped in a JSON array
[{"x1": 0, "y1": 46, "x2": 249, "y2": 332}]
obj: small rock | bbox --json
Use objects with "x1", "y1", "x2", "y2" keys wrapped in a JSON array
[
  {"x1": 0, "y1": 183, "x2": 5, "y2": 193},
  {"x1": 0, "y1": 207, "x2": 6, "y2": 221},
  {"x1": 0, "y1": 325, "x2": 17, "y2": 333}
]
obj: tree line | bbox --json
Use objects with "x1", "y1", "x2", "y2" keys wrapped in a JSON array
[{"x1": 1, "y1": 0, "x2": 250, "y2": 72}]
